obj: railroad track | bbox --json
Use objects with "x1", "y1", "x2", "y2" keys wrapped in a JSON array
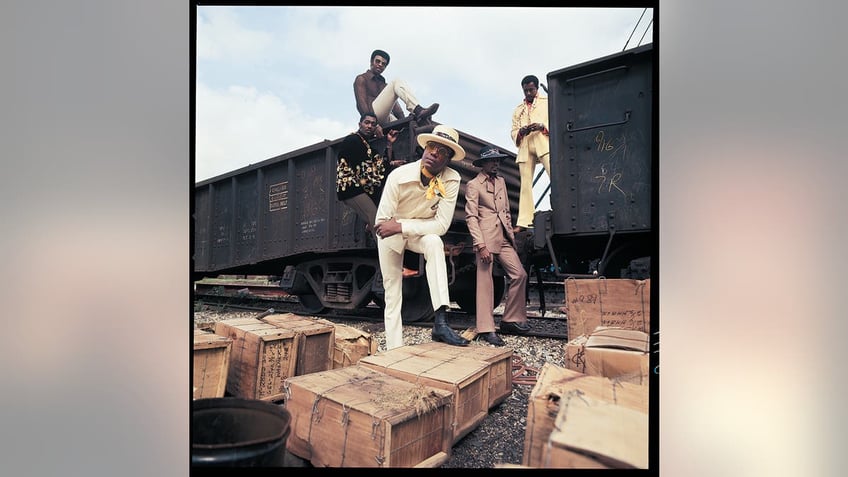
[
  {"x1": 194, "y1": 289, "x2": 569, "y2": 340},
  {"x1": 195, "y1": 276, "x2": 566, "y2": 313}
]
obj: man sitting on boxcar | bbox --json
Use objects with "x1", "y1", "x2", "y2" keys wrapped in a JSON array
[
  {"x1": 336, "y1": 111, "x2": 405, "y2": 233},
  {"x1": 354, "y1": 49, "x2": 440, "y2": 132},
  {"x1": 373, "y1": 125, "x2": 470, "y2": 350}
]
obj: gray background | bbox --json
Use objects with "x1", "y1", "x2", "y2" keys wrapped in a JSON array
[{"x1": 2, "y1": 1, "x2": 845, "y2": 475}]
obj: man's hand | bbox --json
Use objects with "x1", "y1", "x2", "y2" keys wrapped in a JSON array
[
  {"x1": 374, "y1": 218, "x2": 402, "y2": 239},
  {"x1": 375, "y1": 125, "x2": 385, "y2": 138},
  {"x1": 386, "y1": 128, "x2": 399, "y2": 144},
  {"x1": 478, "y1": 246, "x2": 493, "y2": 264},
  {"x1": 519, "y1": 123, "x2": 545, "y2": 140}
]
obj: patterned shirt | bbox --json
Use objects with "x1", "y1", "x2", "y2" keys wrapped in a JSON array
[{"x1": 336, "y1": 132, "x2": 388, "y2": 202}]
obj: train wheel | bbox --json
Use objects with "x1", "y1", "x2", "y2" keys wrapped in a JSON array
[
  {"x1": 297, "y1": 294, "x2": 327, "y2": 314},
  {"x1": 370, "y1": 294, "x2": 385, "y2": 309},
  {"x1": 401, "y1": 274, "x2": 435, "y2": 323},
  {"x1": 453, "y1": 275, "x2": 506, "y2": 315}
]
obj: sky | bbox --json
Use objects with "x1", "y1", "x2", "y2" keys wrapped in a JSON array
[
  {"x1": 194, "y1": 5, "x2": 654, "y2": 211},
  {"x1": 8, "y1": 2, "x2": 848, "y2": 475}
]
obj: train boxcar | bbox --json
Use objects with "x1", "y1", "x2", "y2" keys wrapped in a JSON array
[
  {"x1": 193, "y1": 117, "x2": 520, "y2": 322},
  {"x1": 528, "y1": 43, "x2": 654, "y2": 279},
  {"x1": 194, "y1": 44, "x2": 655, "y2": 321}
]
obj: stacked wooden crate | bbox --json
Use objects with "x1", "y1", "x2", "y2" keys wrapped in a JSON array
[
  {"x1": 330, "y1": 322, "x2": 378, "y2": 369},
  {"x1": 284, "y1": 365, "x2": 454, "y2": 467},
  {"x1": 213, "y1": 318, "x2": 299, "y2": 401},
  {"x1": 260, "y1": 313, "x2": 335, "y2": 375},
  {"x1": 564, "y1": 326, "x2": 651, "y2": 385},
  {"x1": 359, "y1": 346, "x2": 490, "y2": 445},
  {"x1": 522, "y1": 363, "x2": 649, "y2": 468},
  {"x1": 192, "y1": 329, "x2": 232, "y2": 399},
  {"x1": 542, "y1": 393, "x2": 648, "y2": 468},
  {"x1": 564, "y1": 278, "x2": 651, "y2": 340},
  {"x1": 393, "y1": 341, "x2": 514, "y2": 409}
]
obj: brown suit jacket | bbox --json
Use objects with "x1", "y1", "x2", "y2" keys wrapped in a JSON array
[{"x1": 464, "y1": 172, "x2": 515, "y2": 252}]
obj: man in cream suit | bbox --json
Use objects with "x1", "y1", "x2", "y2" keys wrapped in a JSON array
[
  {"x1": 464, "y1": 146, "x2": 532, "y2": 346},
  {"x1": 374, "y1": 125, "x2": 470, "y2": 350},
  {"x1": 510, "y1": 74, "x2": 550, "y2": 232}
]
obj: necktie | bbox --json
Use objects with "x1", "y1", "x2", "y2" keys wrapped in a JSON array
[{"x1": 422, "y1": 167, "x2": 447, "y2": 200}]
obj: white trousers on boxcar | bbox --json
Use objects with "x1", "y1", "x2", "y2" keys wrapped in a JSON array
[
  {"x1": 372, "y1": 79, "x2": 421, "y2": 125},
  {"x1": 516, "y1": 146, "x2": 551, "y2": 229},
  {"x1": 377, "y1": 233, "x2": 450, "y2": 350}
]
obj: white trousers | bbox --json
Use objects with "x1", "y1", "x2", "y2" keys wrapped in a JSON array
[
  {"x1": 372, "y1": 79, "x2": 420, "y2": 125},
  {"x1": 377, "y1": 233, "x2": 450, "y2": 349},
  {"x1": 516, "y1": 151, "x2": 551, "y2": 229}
]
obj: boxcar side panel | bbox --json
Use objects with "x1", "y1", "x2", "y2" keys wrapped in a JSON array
[
  {"x1": 548, "y1": 44, "x2": 653, "y2": 237},
  {"x1": 194, "y1": 186, "x2": 210, "y2": 272},
  {"x1": 234, "y1": 173, "x2": 259, "y2": 265},
  {"x1": 261, "y1": 161, "x2": 293, "y2": 263},
  {"x1": 210, "y1": 179, "x2": 234, "y2": 270},
  {"x1": 292, "y1": 150, "x2": 332, "y2": 254}
]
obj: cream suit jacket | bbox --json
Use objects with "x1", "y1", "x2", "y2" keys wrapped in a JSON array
[{"x1": 510, "y1": 95, "x2": 550, "y2": 163}]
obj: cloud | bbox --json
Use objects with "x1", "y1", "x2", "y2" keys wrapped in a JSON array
[
  {"x1": 194, "y1": 5, "x2": 653, "y2": 202},
  {"x1": 195, "y1": 82, "x2": 348, "y2": 181},
  {"x1": 197, "y1": 8, "x2": 274, "y2": 62}
]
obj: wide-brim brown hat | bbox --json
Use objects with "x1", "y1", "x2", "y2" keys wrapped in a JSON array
[
  {"x1": 473, "y1": 146, "x2": 509, "y2": 167},
  {"x1": 416, "y1": 125, "x2": 466, "y2": 161}
]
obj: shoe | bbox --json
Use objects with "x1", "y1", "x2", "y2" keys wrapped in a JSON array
[
  {"x1": 499, "y1": 321, "x2": 531, "y2": 335},
  {"x1": 432, "y1": 308, "x2": 469, "y2": 346},
  {"x1": 413, "y1": 103, "x2": 439, "y2": 123},
  {"x1": 402, "y1": 267, "x2": 418, "y2": 277},
  {"x1": 477, "y1": 332, "x2": 505, "y2": 346}
]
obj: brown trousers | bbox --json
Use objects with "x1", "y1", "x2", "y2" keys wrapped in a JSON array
[{"x1": 475, "y1": 243, "x2": 528, "y2": 333}]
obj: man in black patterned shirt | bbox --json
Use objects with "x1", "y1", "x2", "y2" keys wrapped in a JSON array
[{"x1": 336, "y1": 112, "x2": 402, "y2": 232}]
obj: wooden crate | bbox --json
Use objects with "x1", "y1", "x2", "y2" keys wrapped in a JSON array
[
  {"x1": 284, "y1": 365, "x2": 453, "y2": 467},
  {"x1": 192, "y1": 329, "x2": 232, "y2": 399},
  {"x1": 331, "y1": 323, "x2": 377, "y2": 369},
  {"x1": 522, "y1": 363, "x2": 649, "y2": 468},
  {"x1": 214, "y1": 318, "x2": 298, "y2": 402},
  {"x1": 359, "y1": 348, "x2": 490, "y2": 444},
  {"x1": 398, "y1": 341, "x2": 513, "y2": 409},
  {"x1": 564, "y1": 328, "x2": 650, "y2": 385},
  {"x1": 542, "y1": 394, "x2": 648, "y2": 468},
  {"x1": 564, "y1": 278, "x2": 651, "y2": 339},
  {"x1": 260, "y1": 313, "x2": 335, "y2": 375}
]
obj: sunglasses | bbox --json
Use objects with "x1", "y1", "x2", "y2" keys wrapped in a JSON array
[{"x1": 425, "y1": 141, "x2": 452, "y2": 159}]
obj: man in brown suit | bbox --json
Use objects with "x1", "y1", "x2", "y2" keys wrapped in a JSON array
[{"x1": 464, "y1": 146, "x2": 532, "y2": 346}]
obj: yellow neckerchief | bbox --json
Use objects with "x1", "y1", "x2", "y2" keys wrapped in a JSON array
[{"x1": 421, "y1": 166, "x2": 447, "y2": 200}]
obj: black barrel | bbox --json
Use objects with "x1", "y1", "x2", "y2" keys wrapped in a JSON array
[{"x1": 192, "y1": 397, "x2": 292, "y2": 467}]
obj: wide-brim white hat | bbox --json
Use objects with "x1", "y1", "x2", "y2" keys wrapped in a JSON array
[{"x1": 416, "y1": 125, "x2": 466, "y2": 162}]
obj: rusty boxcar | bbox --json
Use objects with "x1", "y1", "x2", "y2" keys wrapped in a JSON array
[
  {"x1": 527, "y1": 43, "x2": 654, "y2": 280},
  {"x1": 193, "y1": 118, "x2": 520, "y2": 322},
  {"x1": 194, "y1": 44, "x2": 655, "y2": 320}
]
